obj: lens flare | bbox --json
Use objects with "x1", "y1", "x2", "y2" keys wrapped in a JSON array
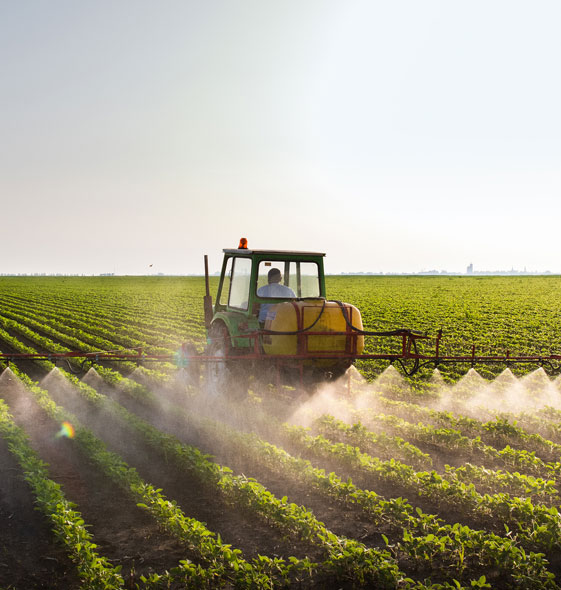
[{"x1": 57, "y1": 421, "x2": 75, "y2": 439}]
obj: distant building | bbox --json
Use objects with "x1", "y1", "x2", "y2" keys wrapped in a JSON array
[{"x1": 466, "y1": 263, "x2": 473, "y2": 274}]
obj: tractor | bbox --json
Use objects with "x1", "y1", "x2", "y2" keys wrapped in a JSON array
[{"x1": 202, "y1": 239, "x2": 367, "y2": 394}]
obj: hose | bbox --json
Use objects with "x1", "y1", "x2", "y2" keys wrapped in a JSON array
[{"x1": 262, "y1": 299, "x2": 327, "y2": 335}]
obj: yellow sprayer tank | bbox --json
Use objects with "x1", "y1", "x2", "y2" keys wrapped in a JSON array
[{"x1": 262, "y1": 300, "x2": 364, "y2": 360}]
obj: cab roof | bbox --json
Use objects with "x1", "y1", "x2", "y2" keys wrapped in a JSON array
[{"x1": 223, "y1": 249, "x2": 325, "y2": 257}]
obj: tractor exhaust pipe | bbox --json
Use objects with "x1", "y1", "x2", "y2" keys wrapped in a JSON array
[{"x1": 203, "y1": 254, "x2": 213, "y2": 330}]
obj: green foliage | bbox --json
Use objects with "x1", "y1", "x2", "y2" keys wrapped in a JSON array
[
  {"x1": 2, "y1": 275, "x2": 561, "y2": 588},
  {"x1": 325, "y1": 274, "x2": 561, "y2": 381}
]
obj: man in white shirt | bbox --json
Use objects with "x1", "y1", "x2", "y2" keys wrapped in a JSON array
[{"x1": 257, "y1": 268, "x2": 295, "y2": 323}]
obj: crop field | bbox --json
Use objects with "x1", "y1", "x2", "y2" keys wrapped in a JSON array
[{"x1": 2, "y1": 275, "x2": 561, "y2": 589}]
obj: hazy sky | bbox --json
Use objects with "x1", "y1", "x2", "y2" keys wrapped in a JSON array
[{"x1": 2, "y1": 1, "x2": 560, "y2": 275}]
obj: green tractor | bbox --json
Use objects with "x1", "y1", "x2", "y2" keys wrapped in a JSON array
[{"x1": 203, "y1": 239, "x2": 365, "y2": 395}]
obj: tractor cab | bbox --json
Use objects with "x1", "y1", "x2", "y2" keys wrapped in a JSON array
[{"x1": 210, "y1": 246, "x2": 327, "y2": 349}]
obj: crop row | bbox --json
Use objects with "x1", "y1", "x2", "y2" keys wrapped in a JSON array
[
  {"x1": 349, "y1": 406, "x2": 561, "y2": 483},
  {"x1": 0, "y1": 294, "x2": 185, "y2": 354},
  {"x1": 313, "y1": 415, "x2": 559, "y2": 502},
  {"x1": 367, "y1": 393, "x2": 561, "y2": 462}
]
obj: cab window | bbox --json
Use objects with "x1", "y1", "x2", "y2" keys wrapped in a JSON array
[
  {"x1": 256, "y1": 260, "x2": 320, "y2": 298},
  {"x1": 221, "y1": 257, "x2": 251, "y2": 310}
]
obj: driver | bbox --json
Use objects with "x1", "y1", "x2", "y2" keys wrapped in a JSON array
[{"x1": 257, "y1": 268, "x2": 295, "y2": 323}]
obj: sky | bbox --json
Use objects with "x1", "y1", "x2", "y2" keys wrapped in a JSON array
[{"x1": 2, "y1": 1, "x2": 560, "y2": 275}]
